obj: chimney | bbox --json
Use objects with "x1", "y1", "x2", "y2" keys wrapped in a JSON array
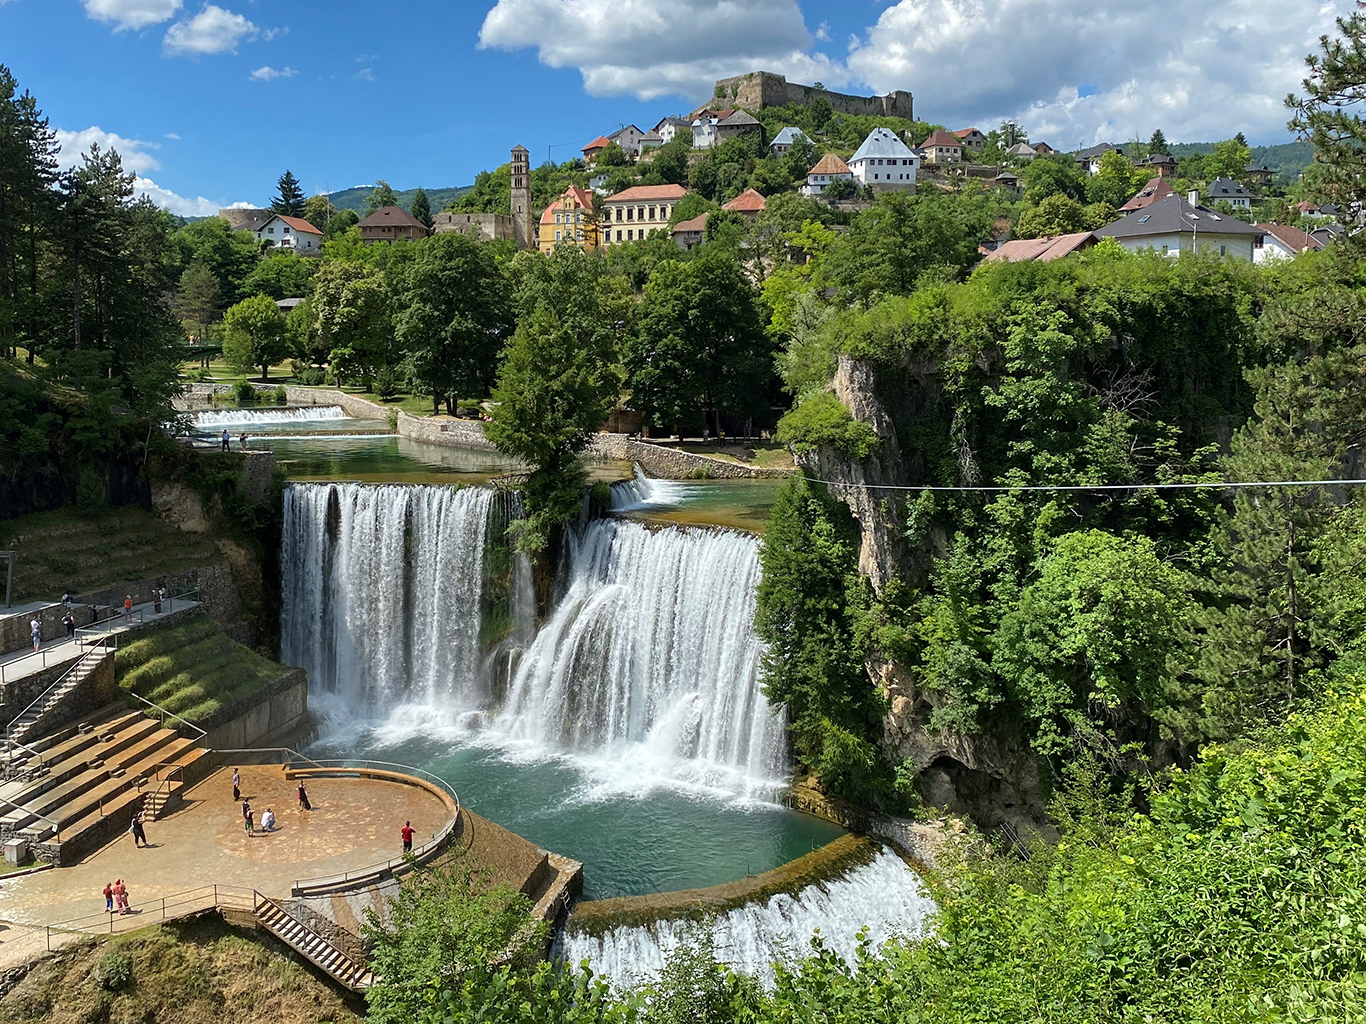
[{"x1": 1187, "y1": 189, "x2": 1200, "y2": 207}]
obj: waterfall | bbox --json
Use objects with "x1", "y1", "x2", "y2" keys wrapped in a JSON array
[
  {"x1": 193, "y1": 406, "x2": 348, "y2": 427},
  {"x1": 492, "y1": 519, "x2": 787, "y2": 790},
  {"x1": 557, "y1": 849, "x2": 935, "y2": 990},
  {"x1": 280, "y1": 482, "x2": 496, "y2": 708},
  {"x1": 609, "y1": 466, "x2": 688, "y2": 512}
]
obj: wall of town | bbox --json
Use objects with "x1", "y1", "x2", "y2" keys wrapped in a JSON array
[
  {"x1": 706, "y1": 72, "x2": 914, "y2": 120},
  {"x1": 433, "y1": 212, "x2": 516, "y2": 243}
]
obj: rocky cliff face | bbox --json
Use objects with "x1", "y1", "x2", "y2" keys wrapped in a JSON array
[{"x1": 801, "y1": 356, "x2": 1048, "y2": 833}]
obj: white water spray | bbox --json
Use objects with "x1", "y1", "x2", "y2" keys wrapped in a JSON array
[
  {"x1": 558, "y1": 848, "x2": 935, "y2": 990},
  {"x1": 609, "y1": 466, "x2": 689, "y2": 512},
  {"x1": 194, "y1": 406, "x2": 348, "y2": 427}
]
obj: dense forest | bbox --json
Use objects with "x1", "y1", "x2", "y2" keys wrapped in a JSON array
[{"x1": 5, "y1": 4, "x2": 1366, "y2": 1015}]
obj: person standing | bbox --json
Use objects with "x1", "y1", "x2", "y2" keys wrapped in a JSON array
[
  {"x1": 122, "y1": 595, "x2": 133, "y2": 624},
  {"x1": 30, "y1": 618, "x2": 40, "y2": 652},
  {"x1": 297, "y1": 783, "x2": 311, "y2": 811},
  {"x1": 401, "y1": 821, "x2": 415, "y2": 854},
  {"x1": 231, "y1": 768, "x2": 240, "y2": 802},
  {"x1": 62, "y1": 612, "x2": 76, "y2": 640},
  {"x1": 220, "y1": 428, "x2": 230, "y2": 452},
  {"x1": 239, "y1": 432, "x2": 248, "y2": 451},
  {"x1": 130, "y1": 812, "x2": 147, "y2": 848},
  {"x1": 62, "y1": 590, "x2": 73, "y2": 608},
  {"x1": 114, "y1": 879, "x2": 128, "y2": 915},
  {"x1": 103, "y1": 882, "x2": 114, "y2": 913},
  {"x1": 153, "y1": 588, "x2": 163, "y2": 614}
]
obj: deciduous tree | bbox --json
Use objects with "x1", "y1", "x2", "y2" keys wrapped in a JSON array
[{"x1": 222, "y1": 293, "x2": 287, "y2": 382}]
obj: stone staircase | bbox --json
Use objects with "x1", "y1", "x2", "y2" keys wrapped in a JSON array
[
  {"x1": 255, "y1": 896, "x2": 373, "y2": 991},
  {"x1": 5, "y1": 649, "x2": 111, "y2": 750},
  {"x1": 0, "y1": 703, "x2": 211, "y2": 863}
]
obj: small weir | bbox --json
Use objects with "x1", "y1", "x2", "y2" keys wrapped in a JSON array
[{"x1": 192, "y1": 406, "x2": 349, "y2": 427}]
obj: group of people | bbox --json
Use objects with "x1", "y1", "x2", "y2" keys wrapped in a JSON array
[
  {"x1": 103, "y1": 879, "x2": 132, "y2": 915},
  {"x1": 219, "y1": 429, "x2": 249, "y2": 452},
  {"x1": 232, "y1": 768, "x2": 311, "y2": 838}
]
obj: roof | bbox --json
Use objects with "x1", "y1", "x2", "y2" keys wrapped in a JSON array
[
  {"x1": 1245, "y1": 162, "x2": 1272, "y2": 172},
  {"x1": 809, "y1": 153, "x2": 851, "y2": 176},
  {"x1": 723, "y1": 188, "x2": 767, "y2": 213},
  {"x1": 953, "y1": 128, "x2": 983, "y2": 139},
  {"x1": 1006, "y1": 142, "x2": 1036, "y2": 156},
  {"x1": 259, "y1": 214, "x2": 322, "y2": 235},
  {"x1": 654, "y1": 116, "x2": 692, "y2": 130},
  {"x1": 512, "y1": 144, "x2": 528, "y2": 153},
  {"x1": 922, "y1": 129, "x2": 964, "y2": 149},
  {"x1": 994, "y1": 171, "x2": 1020, "y2": 183},
  {"x1": 1207, "y1": 176, "x2": 1253, "y2": 200},
  {"x1": 357, "y1": 205, "x2": 427, "y2": 230},
  {"x1": 538, "y1": 186, "x2": 595, "y2": 225},
  {"x1": 671, "y1": 213, "x2": 710, "y2": 234},
  {"x1": 608, "y1": 125, "x2": 643, "y2": 140},
  {"x1": 1094, "y1": 193, "x2": 1262, "y2": 240},
  {"x1": 850, "y1": 127, "x2": 917, "y2": 163},
  {"x1": 1119, "y1": 176, "x2": 1176, "y2": 212},
  {"x1": 1032, "y1": 142, "x2": 1056, "y2": 153},
  {"x1": 717, "y1": 110, "x2": 761, "y2": 127},
  {"x1": 1140, "y1": 152, "x2": 1176, "y2": 165},
  {"x1": 582, "y1": 136, "x2": 612, "y2": 152},
  {"x1": 603, "y1": 184, "x2": 690, "y2": 203},
  {"x1": 1255, "y1": 222, "x2": 1323, "y2": 252},
  {"x1": 984, "y1": 231, "x2": 1096, "y2": 263},
  {"x1": 275, "y1": 297, "x2": 306, "y2": 309},
  {"x1": 772, "y1": 127, "x2": 810, "y2": 147},
  {"x1": 1077, "y1": 143, "x2": 1122, "y2": 159},
  {"x1": 640, "y1": 130, "x2": 663, "y2": 143}
]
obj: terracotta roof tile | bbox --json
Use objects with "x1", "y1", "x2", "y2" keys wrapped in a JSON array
[
  {"x1": 583, "y1": 136, "x2": 612, "y2": 152},
  {"x1": 922, "y1": 130, "x2": 964, "y2": 148},
  {"x1": 723, "y1": 188, "x2": 767, "y2": 212},
  {"x1": 808, "y1": 153, "x2": 850, "y2": 175},
  {"x1": 983, "y1": 231, "x2": 1096, "y2": 263},
  {"x1": 672, "y1": 213, "x2": 710, "y2": 234},
  {"x1": 603, "y1": 184, "x2": 689, "y2": 203},
  {"x1": 1255, "y1": 222, "x2": 1323, "y2": 252}
]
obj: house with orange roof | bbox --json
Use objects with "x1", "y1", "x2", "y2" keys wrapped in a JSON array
[
  {"x1": 253, "y1": 214, "x2": 324, "y2": 254},
  {"x1": 600, "y1": 184, "x2": 690, "y2": 246},
  {"x1": 672, "y1": 212, "x2": 709, "y2": 250},
  {"x1": 801, "y1": 153, "x2": 853, "y2": 197},
  {"x1": 1120, "y1": 177, "x2": 1175, "y2": 213},
  {"x1": 954, "y1": 128, "x2": 987, "y2": 152},
  {"x1": 1253, "y1": 222, "x2": 1324, "y2": 264},
  {"x1": 539, "y1": 185, "x2": 598, "y2": 254},
  {"x1": 982, "y1": 231, "x2": 1097, "y2": 264},
  {"x1": 723, "y1": 188, "x2": 767, "y2": 216},
  {"x1": 582, "y1": 135, "x2": 612, "y2": 166}
]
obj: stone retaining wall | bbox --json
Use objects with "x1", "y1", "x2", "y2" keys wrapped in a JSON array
[
  {"x1": 201, "y1": 665, "x2": 308, "y2": 750},
  {"x1": 782, "y1": 783, "x2": 962, "y2": 869}
]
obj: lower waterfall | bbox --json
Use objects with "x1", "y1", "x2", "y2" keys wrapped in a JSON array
[
  {"x1": 557, "y1": 849, "x2": 935, "y2": 989},
  {"x1": 193, "y1": 405, "x2": 348, "y2": 427},
  {"x1": 609, "y1": 466, "x2": 687, "y2": 511}
]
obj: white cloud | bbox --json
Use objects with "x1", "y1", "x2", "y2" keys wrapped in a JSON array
[
  {"x1": 845, "y1": 0, "x2": 1345, "y2": 144},
  {"x1": 133, "y1": 176, "x2": 249, "y2": 217},
  {"x1": 83, "y1": 0, "x2": 181, "y2": 30},
  {"x1": 55, "y1": 126, "x2": 161, "y2": 174},
  {"x1": 250, "y1": 65, "x2": 298, "y2": 81},
  {"x1": 163, "y1": 4, "x2": 257, "y2": 56},
  {"x1": 355, "y1": 67, "x2": 376, "y2": 82},
  {"x1": 261, "y1": 25, "x2": 288, "y2": 41},
  {"x1": 163, "y1": 132, "x2": 181, "y2": 139},
  {"x1": 478, "y1": 0, "x2": 849, "y2": 101}
]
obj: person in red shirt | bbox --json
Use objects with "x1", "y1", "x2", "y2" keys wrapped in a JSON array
[{"x1": 401, "y1": 821, "x2": 415, "y2": 854}]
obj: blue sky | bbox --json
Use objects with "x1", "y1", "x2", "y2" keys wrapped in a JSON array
[{"x1": 0, "y1": 0, "x2": 1345, "y2": 214}]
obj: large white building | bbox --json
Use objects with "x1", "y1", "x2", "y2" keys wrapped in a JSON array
[
  {"x1": 848, "y1": 127, "x2": 918, "y2": 191},
  {"x1": 254, "y1": 215, "x2": 323, "y2": 255},
  {"x1": 1094, "y1": 193, "x2": 1263, "y2": 259}
]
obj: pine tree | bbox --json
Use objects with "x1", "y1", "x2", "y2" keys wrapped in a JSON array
[
  {"x1": 410, "y1": 187, "x2": 433, "y2": 230},
  {"x1": 1148, "y1": 128, "x2": 1170, "y2": 156},
  {"x1": 271, "y1": 170, "x2": 305, "y2": 217}
]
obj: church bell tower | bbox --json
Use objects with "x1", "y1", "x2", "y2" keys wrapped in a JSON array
[{"x1": 510, "y1": 145, "x2": 532, "y2": 250}]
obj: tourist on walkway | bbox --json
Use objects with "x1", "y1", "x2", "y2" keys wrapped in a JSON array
[
  {"x1": 122, "y1": 595, "x2": 133, "y2": 624},
  {"x1": 261, "y1": 807, "x2": 275, "y2": 832},
  {"x1": 220, "y1": 429, "x2": 230, "y2": 451},
  {"x1": 88, "y1": 604, "x2": 98, "y2": 626},
  {"x1": 401, "y1": 821, "x2": 414, "y2": 854},
  {"x1": 232, "y1": 768, "x2": 240, "y2": 801},
  {"x1": 239, "y1": 432, "x2": 248, "y2": 451},
  {"x1": 103, "y1": 882, "x2": 113, "y2": 913},
  {"x1": 62, "y1": 612, "x2": 75, "y2": 640},
  {"x1": 153, "y1": 588, "x2": 162, "y2": 614},
  {"x1": 242, "y1": 798, "x2": 251, "y2": 828},
  {"x1": 297, "y1": 783, "x2": 311, "y2": 811},
  {"x1": 61, "y1": 591, "x2": 73, "y2": 607},
  {"x1": 114, "y1": 879, "x2": 128, "y2": 915},
  {"x1": 30, "y1": 618, "x2": 40, "y2": 652},
  {"x1": 130, "y1": 812, "x2": 147, "y2": 848}
]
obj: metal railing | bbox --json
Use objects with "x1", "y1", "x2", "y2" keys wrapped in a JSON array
[
  {"x1": 138, "y1": 763, "x2": 186, "y2": 812},
  {"x1": 124, "y1": 689, "x2": 207, "y2": 742},
  {"x1": 0, "y1": 788, "x2": 61, "y2": 841},
  {"x1": 4, "y1": 636, "x2": 114, "y2": 752},
  {"x1": 43, "y1": 883, "x2": 257, "y2": 948}
]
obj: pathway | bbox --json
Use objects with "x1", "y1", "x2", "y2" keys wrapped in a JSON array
[{"x1": 0, "y1": 595, "x2": 201, "y2": 686}]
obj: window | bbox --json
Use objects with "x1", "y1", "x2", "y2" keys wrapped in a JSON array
[
  {"x1": 638, "y1": 207, "x2": 645, "y2": 220},
  {"x1": 1161, "y1": 245, "x2": 1169, "y2": 254},
  {"x1": 1137, "y1": 215, "x2": 1150, "y2": 223},
  {"x1": 627, "y1": 207, "x2": 634, "y2": 221},
  {"x1": 627, "y1": 229, "x2": 634, "y2": 240},
  {"x1": 649, "y1": 206, "x2": 656, "y2": 220},
  {"x1": 283, "y1": 226, "x2": 290, "y2": 234},
  {"x1": 267, "y1": 227, "x2": 275, "y2": 234},
  {"x1": 615, "y1": 230, "x2": 622, "y2": 241},
  {"x1": 1220, "y1": 245, "x2": 1227, "y2": 256},
  {"x1": 555, "y1": 231, "x2": 561, "y2": 241}
]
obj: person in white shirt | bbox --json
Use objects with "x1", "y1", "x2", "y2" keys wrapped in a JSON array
[{"x1": 260, "y1": 808, "x2": 276, "y2": 832}]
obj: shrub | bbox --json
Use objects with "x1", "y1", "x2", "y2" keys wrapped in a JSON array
[
  {"x1": 374, "y1": 365, "x2": 403, "y2": 401},
  {"x1": 96, "y1": 950, "x2": 133, "y2": 990},
  {"x1": 75, "y1": 469, "x2": 106, "y2": 514},
  {"x1": 272, "y1": 384, "x2": 288, "y2": 404},
  {"x1": 774, "y1": 391, "x2": 881, "y2": 460},
  {"x1": 294, "y1": 365, "x2": 325, "y2": 386},
  {"x1": 230, "y1": 379, "x2": 257, "y2": 405}
]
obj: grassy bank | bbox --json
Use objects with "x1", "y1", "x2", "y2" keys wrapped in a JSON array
[
  {"x1": 0, "y1": 916, "x2": 363, "y2": 1024},
  {"x1": 115, "y1": 617, "x2": 288, "y2": 724},
  {"x1": 0, "y1": 506, "x2": 223, "y2": 604}
]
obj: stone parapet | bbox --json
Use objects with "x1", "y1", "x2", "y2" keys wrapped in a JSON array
[
  {"x1": 201, "y1": 665, "x2": 308, "y2": 748},
  {"x1": 781, "y1": 783, "x2": 962, "y2": 870}
]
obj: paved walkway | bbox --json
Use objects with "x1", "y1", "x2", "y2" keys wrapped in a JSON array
[
  {"x1": 0, "y1": 595, "x2": 200, "y2": 686},
  {"x1": 0, "y1": 766, "x2": 450, "y2": 929}
]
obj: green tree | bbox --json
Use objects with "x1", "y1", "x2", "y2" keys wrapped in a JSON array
[
  {"x1": 1020, "y1": 152, "x2": 1088, "y2": 204},
  {"x1": 241, "y1": 250, "x2": 317, "y2": 300},
  {"x1": 364, "y1": 179, "x2": 400, "y2": 216},
  {"x1": 270, "y1": 169, "x2": 305, "y2": 217},
  {"x1": 1289, "y1": 7, "x2": 1366, "y2": 213},
  {"x1": 392, "y1": 231, "x2": 513, "y2": 414},
  {"x1": 409, "y1": 187, "x2": 433, "y2": 230},
  {"x1": 1205, "y1": 138, "x2": 1253, "y2": 181},
  {"x1": 1014, "y1": 193, "x2": 1093, "y2": 238},
  {"x1": 1148, "y1": 128, "x2": 1171, "y2": 156},
  {"x1": 175, "y1": 216, "x2": 261, "y2": 306},
  {"x1": 624, "y1": 248, "x2": 772, "y2": 437},
  {"x1": 1086, "y1": 149, "x2": 1148, "y2": 208},
  {"x1": 596, "y1": 143, "x2": 629, "y2": 168},
  {"x1": 302, "y1": 193, "x2": 334, "y2": 233},
  {"x1": 487, "y1": 248, "x2": 627, "y2": 548},
  {"x1": 312, "y1": 259, "x2": 389, "y2": 388},
  {"x1": 222, "y1": 293, "x2": 288, "y2": 382},
  {"x1": 175, "y1": 261, "x2": 219, "y2": 342}
]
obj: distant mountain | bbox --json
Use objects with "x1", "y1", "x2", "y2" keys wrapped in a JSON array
[
  {"x1": 327, "y1": 184, "x2": 472, "y2": 215},
  {"x1": 1166, "y1": 140, "x2": 1314, "y2": 179}
]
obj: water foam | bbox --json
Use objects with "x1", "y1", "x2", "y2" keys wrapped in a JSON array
[
  {"x1": 193, "y1": 406, "x2": 348, "y2": 427},
  {"x1": 609, "y1": 466, "x2": 689, "y2": 511},
  {"x1": 557, "y1": 848, "x2": 935, "y2": 989}
]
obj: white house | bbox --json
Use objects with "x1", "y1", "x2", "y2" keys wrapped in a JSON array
[
  {"x1": 652, "y1": 117, "x2": 692, "y2": 145},
  {"x1": 1076, "y1": 143, "x2": 1123, "y2": 175},
  {"x1": 954, "y1": 128, "x2": 987, "y2": 152},
  {"x1": 848, "y1": 127, "x2": 918, "y2": 191},
  {"x1": 919, "y1": 129, "x2": 964, "y2": 165},
  {"x1": 1253, "y1": 222, "x2": 1324, "y2": 264},
  {"x1": 801, "y1": 153, "x2": 853, "y2": 197},
  {"x1": 691, "y1": 114, "x2": 720, "y2": 150},
  {"x1": 1005, "y1": 142, "x2": 1038, "y2": 162},
  {"x1": 254, "y1": 215, "x2": 323, "y2": 255},
  {"x1": 771, "y1": 127, "x2": 811, "y2": 155},
  {"x1": 1093, "y1": 193, "x2": 1263, "y2": 259},
  {"x1": 1206, "y1": 177, "x2": 1253, "y2": 210}
]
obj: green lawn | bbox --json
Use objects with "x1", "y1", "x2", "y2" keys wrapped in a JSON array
[{"x1": 115, "y1": 617, "x2": 288, "y2": 724}]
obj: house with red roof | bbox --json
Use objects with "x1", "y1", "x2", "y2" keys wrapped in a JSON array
[
  {"x1": 801, "y1": 153, "x2": 853, "y2": 197},
  {"x1": 1253, "y1": 222, "x2": 1324, "y2": 264},
  {"x1": 723, "y1": 189, "x2": 767, "y2": 216},
  {"x1": 982, "y1": 231, "x2": 1097, "y2": 264},
  {"x1": 921, "y1": 130, "x2": 964, "y2": 165},
  {"x1": 1120, "y1": 177, "x2": 1176, "y2": 213},
  {"x1": 539, "y1": 185, "x2": 597, "y2": 254},
  {"x1": 357, "y1": 206, "x2": 429, "y2": 245},
  {"x1": 600, "y1": 184, "x2": 690, "y2": 246},
  {"x1": 253, "y1": 214, "x2": 324, "y2": 255},
  {"x1": 954, "y1": 128, "x2": 987, "y2": 152},
  {"x1": 582, "y1": 135, "x2": 612, "y2": 165}
]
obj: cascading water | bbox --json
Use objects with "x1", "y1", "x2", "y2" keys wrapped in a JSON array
[
  {"x1": 193, "y1": 406, "x2": 349, "y2": 427},
  {"x1": 280, "y1": 482, "x2": 497, "y2": 709},
  {"x1": 557, "y1": 848, "x2": 935, "y2": 989},
  {"x1": 609, "y1": 466, "x2": 688, "y2": 511}
]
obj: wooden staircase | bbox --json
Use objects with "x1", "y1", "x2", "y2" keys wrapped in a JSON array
[{"x1": 254, "y1": 896, "x2": 373, "y2": 991}]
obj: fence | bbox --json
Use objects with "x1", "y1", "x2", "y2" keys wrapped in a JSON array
[{"x1": 43, "y1": 883, "x2": 257, "y2": 949}]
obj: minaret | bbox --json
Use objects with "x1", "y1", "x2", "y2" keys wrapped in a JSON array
[{"x1": 510, "y1": 145, "x2": 532, "y2": 250}]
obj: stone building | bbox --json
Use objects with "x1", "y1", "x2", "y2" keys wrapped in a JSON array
[
  {"x1": 510, "y1": 144, "x2": 534, "y2": 250},
  {"x1": 600, "y1": 184, "x2": 688, "y2": 246},
  {"x1": 432, "y1": 212, "x2": 517, "y2": 243},
  {"x1": 700, "y1": 71, "x2": 913, "y2": 120},
  {"x1": 358, "y1": 206, "x2": 429, "y2": 244}
]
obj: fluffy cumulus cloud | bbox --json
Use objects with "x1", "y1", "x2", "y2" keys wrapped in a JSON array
[
  {"x1": 846, "y1": 0, "x2": 1347, "y2": 143},
  {"x1": 163, "y1": 4, "x2": 257, "y2": 55},
  {"x1": 83, "y1": 0, "x2": 182, "y2": 30},
  {"x1": 250, "y1": 65, "x2": 297, "y2": 81},
  {"x1": 54, "y1": 126, "x2": 161, "y2": 174},
  {"x1": 478, "y1": 0, "x2": 850, "y2": 101},
  {"x1": 132, "y1": 176, "x2": 234, "y2": 217}
]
